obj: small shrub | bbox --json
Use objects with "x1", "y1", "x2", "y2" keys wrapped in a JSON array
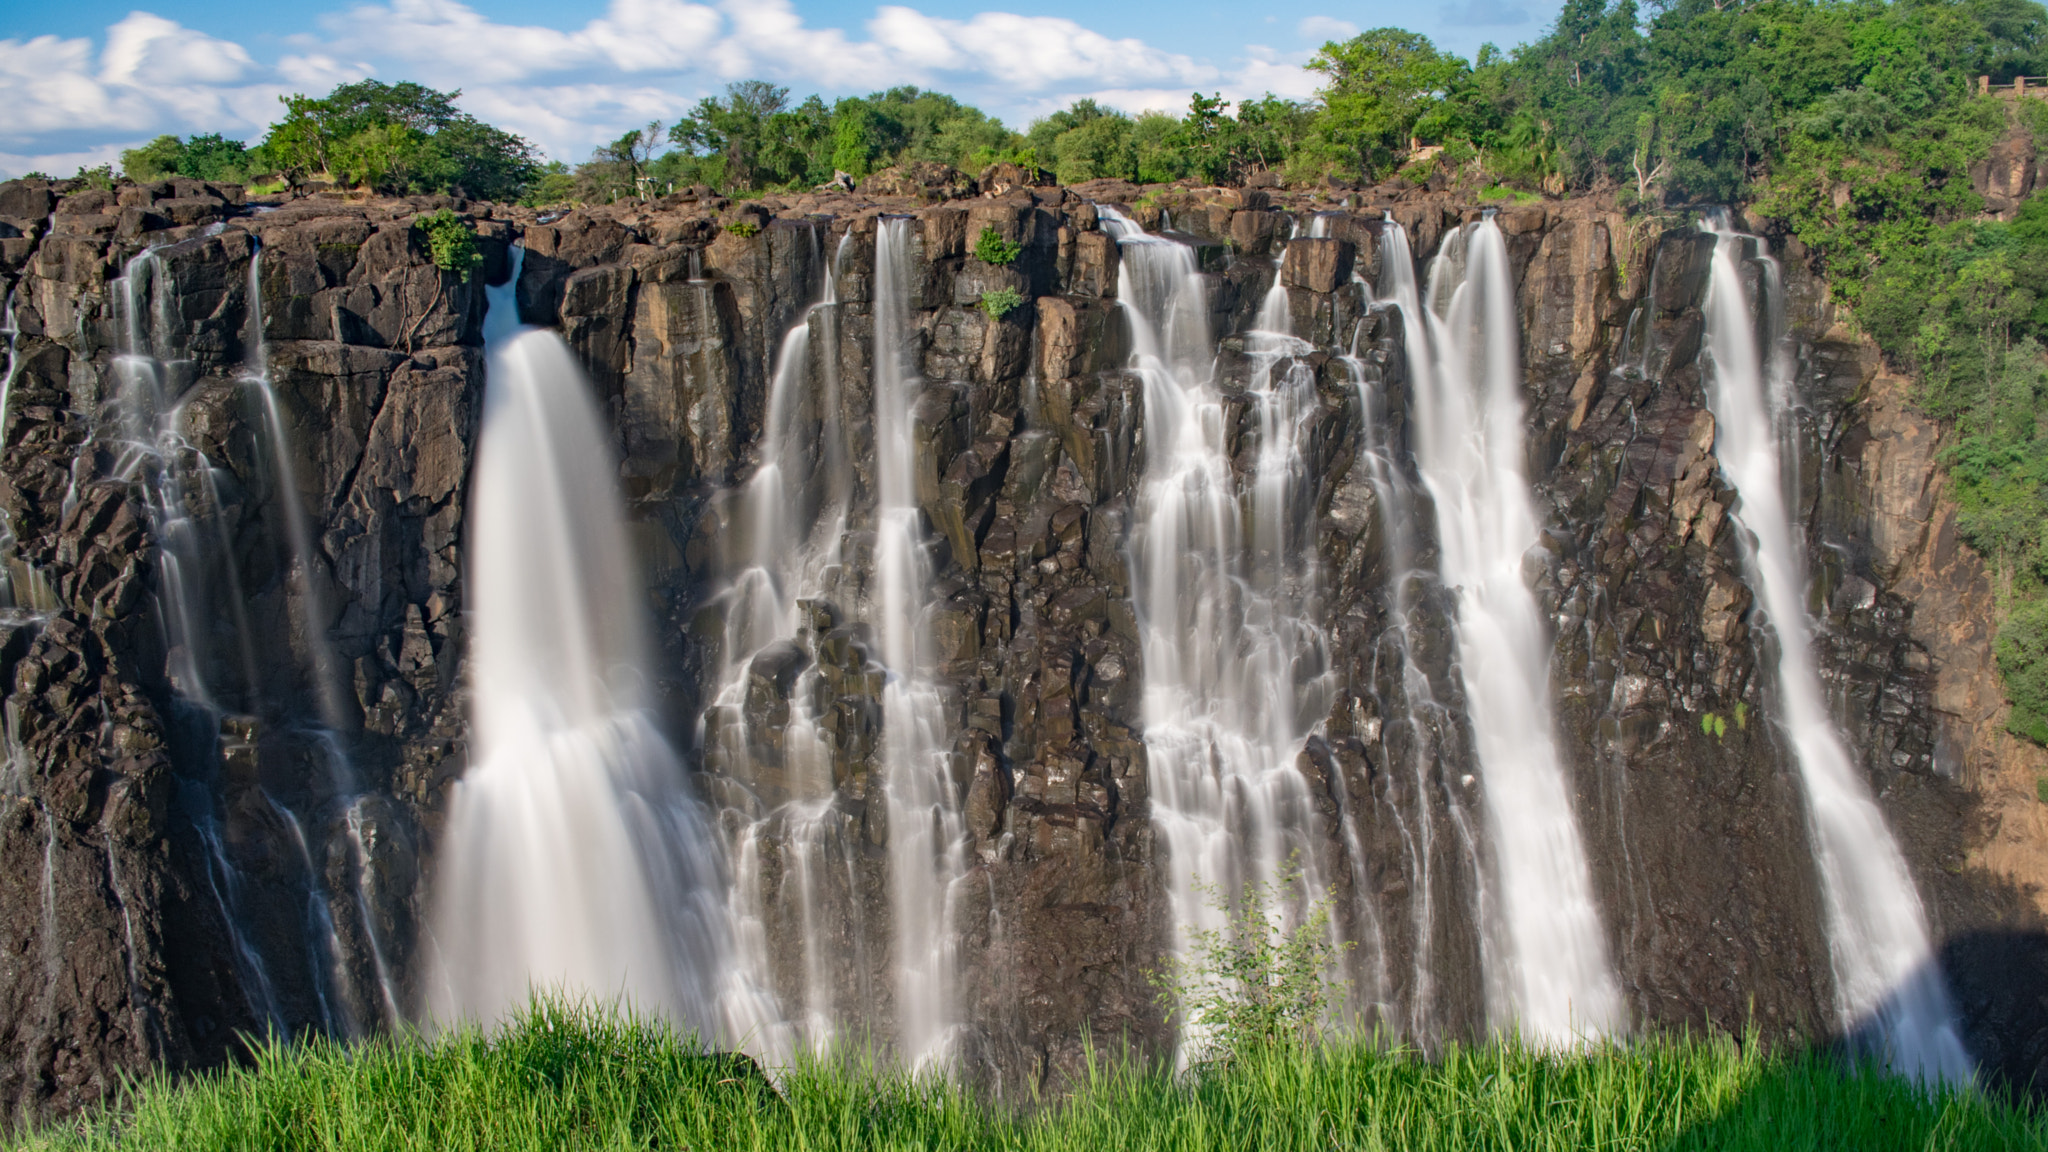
[
  {"x1": 412, "y1": 209, "x2": 483, "y2": 277},
  {"x1": 1148, "y1": 860, "x2": 1349, "y2": 1063},
  {"x1": 74, "y1": 164, "x2": 114, "y2": 191},
  {"x1": 1701, "y1": 712, "x2": 1727, "y2": 739},
  {"x1": 973, "y1": 225, "x2": 1021, "y2": 266},
  {"x1": 2037, "y1": 776, "x2": 2048, "y2": 805},
  {"x1": 979, "y1": 286, "x2": 1025, "y2": 320},
  {"x1": 725, "y1": 220, "x2": 761, "y2": 238},
  {"x1": 1733, "y1": 701, "x2": 1748, "y2": 730}
]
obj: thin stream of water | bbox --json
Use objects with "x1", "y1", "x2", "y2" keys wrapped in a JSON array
[{"x1": 1698, "y1": 215, "x2": 1971, "y2": 1083}]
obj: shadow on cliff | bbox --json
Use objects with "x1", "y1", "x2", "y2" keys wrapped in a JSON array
[
  {"x1": 1654, "y1": 932, "x2": 2048, "y2": 1148},
  {"x1": 1940, "y1": 928, "x2": 2048, "y2": 1103}
]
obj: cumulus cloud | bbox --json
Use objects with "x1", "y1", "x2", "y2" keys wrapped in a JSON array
[
  {"x1": 0, "y1": 1, "x2": 1343, "y2": 177},
  {"x1": 1297, "y1": 16, "x2": 1360, "y2": 43},
  {"x1": 0, "y1": 16, "x2": 286, "y2": 175}
]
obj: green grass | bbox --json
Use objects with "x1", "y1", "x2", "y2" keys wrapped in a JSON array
[
  {"x1": 11, "y1": 1002, "x2": 2041, "y2": 1151},
  {"x1": 1478, "y1": 183, "x2": 1541, "y2": 203}
]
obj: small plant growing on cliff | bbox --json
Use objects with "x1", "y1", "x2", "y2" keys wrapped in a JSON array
[
  {"x1": 973, "y1": 225, "x2": 1021, "y2": 266},
  {"x1": 725, "y1": 219, "x2": 761, "y2": 238},
  {"x1": 1701, "y1": 712, "x2": 1727, "y2": 739},
  {"x1": 412, "y1": 209, "x2": 483, "y2": 277},
  {"x1": 979, "y1": 286, "x2": 1025, "y2": 321},
  {"x1": 1733, "y1": 701, "x2": 1748, "y2": 730},
  {"x1": 1147, "y1": 861, "x2": 1349, "y2": 1064}
]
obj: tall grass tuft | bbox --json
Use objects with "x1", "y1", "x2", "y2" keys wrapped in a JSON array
[{"x1": 10, "y1": 1000, "x2": 2041, "y2": 1151}]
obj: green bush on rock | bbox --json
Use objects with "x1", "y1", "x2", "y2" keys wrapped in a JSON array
[
  {"x1": 979, "y1": 286, "x2": 1025, "y2": 320},
  {"x1": 411, "y1": 209, "x2": 483, "y2": 277},
  {"x1": 973, "y1": 225, "x2": 1021, "y2": 266}
]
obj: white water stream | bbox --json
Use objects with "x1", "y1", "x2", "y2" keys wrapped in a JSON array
[
  {"x1": 1103, "y1": 206, "x2": 1340, "y2": 1053},
  {"x1": 1698, "y1": 219, "x2": 1972, "y2": 1083},
  {"x1": 431, "y1": 254, "x2": 777, "y2": 1043},
  {"x1": 871, "y1": 217, "x2": 967, "y2": 1068},
  {"x1": 1387, "y1": 216, "x2": 1624, "y2": 1044}
]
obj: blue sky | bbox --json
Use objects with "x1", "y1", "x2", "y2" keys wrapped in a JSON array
[{"x1": 0, "y1": 0, "x2": 1565, "y2": 178}]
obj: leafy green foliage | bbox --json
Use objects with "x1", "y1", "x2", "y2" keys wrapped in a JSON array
[
  {"x1": 259, "y1": 80, "x2": 541, "y2": 199},
  {"x1": 1147, "y1": 865, "x2": 1349, "y2": 1063},
  {"x1": 16, "y1": 999, "x2": 2041, "y2": 1151},
  {"x1": 725, "y1": 220, "x2": 761, "y2": 238},
  {"x1": 1298, "y1": 29, "x2": 1468, "y2": 179},
  {"x1": 122, "y1": 133, "x2": 256, "y2": 184},
  {"x1": 979, "y1": 287, "x2": 1025, "y2": 321},
  {"x1": 973, "y1": 226, "x2": 1021, "y2": 266},
  {"x1": 411, "y1": 209, "x2": 483, "y2": 277}
]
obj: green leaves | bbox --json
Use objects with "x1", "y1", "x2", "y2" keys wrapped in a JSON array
[
  {"x1": 259, "y1": 80, "x2": 540, "y2": 200},
  {"x1": 973, "y1": 226, "x2": 1021, "y2": 266},
  {"x1": 1305, "y1": 29, "x2": 1469, "y2": 179},
  {"x1": 411, "y1": 209, "x2": 483, "y2": 277},
  {"x1": 978, "y1": 287, "x2": 1025, "y2": 320},
  {"x1": 1147, "y1": 860, "x2": 1350, "y2": 1064}
]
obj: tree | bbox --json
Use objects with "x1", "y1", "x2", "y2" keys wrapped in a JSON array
[
  {"x1": 1302, "y1": 30, "x2": 1468, "y2": 179},
  {"x1": 257, "y1": 80, "x2": 540, "y2": 200}
]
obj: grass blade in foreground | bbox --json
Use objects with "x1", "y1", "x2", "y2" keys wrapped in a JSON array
[{"x1": 12, "y1": 1001, "x2": 2041, "y2": 1151}]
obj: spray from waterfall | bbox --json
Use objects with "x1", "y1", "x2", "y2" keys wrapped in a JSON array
[
  {"x1": 1389, "y1": 216, "x2": 1624, "y2": 1045},
  {"x1": 1103, "y1": 205, "x2": 1340, "y2": 1052},
  {"x1": 431, "y1": 252, "x2": 778, "y2": 1045},
  {"x1": 1697, "y1": 215, "x2": 1971, "y2": 1083},
  {"x1": 872, "y1": 217, "x2": 966, "y2": 1068}
]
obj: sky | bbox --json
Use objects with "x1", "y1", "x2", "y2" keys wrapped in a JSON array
[{"x1": 0, "y1": 0, "x2": 1567, "y2": 179}]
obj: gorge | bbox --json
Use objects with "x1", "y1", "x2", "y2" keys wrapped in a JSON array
[{"x1": 0, "y1": 168, "x2": 2044, "y2": 1126}]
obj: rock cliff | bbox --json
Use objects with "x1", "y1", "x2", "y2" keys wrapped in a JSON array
[{"x1": 0, "y1": 169, "x2": 2041, "y2": 1125}]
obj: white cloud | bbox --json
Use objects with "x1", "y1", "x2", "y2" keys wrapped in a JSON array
[
  {"x1": 101, "y1": 12, "x2": 254, "y2": 86},
  {"x1": 1297, "y1": 16, "x2": 1360, "y2": 42},
  {"x1": 0, "y1": 143, "x2": 129, "y2": 180},
  {"x1": 0, "y1": 2, "x2": 1345, "y2": 177},
  {"x1": 0, "y1": 17, "x2": 284, "y2": 168}
]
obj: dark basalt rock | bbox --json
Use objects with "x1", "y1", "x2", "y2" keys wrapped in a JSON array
[{"x1": 0, "y1": 175, "x2": 2043, "y2": 1127}]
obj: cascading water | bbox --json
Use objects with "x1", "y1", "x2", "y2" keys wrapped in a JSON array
[
  {"x1": 1391, "y1": 216, "x2": 1624, "y2": 1044},
  {"x1": 1698, "y1": 217, "x2": 1972, "y2": 1083},
  {"x1": 708, "y1": 227, "x2": 863, "y2": 1059},
  {"x1": 430, "y1": 253, "x2": 776, "y2": 1043},
  {"x1": 240, "y1": 242, "x2": 351, "y2": 733},
  {"x1": 871, "y1": 217, "x2": 966, "y2": 1067},
  {"x1": 1103, "y1": 205, "x2": 1341, "y2": 1050},
  {"x1": 108, "y1": 245, "x2": 287, "y2": 1030},
  {"x1": 1337, "y1": 225, "x2": 1488, "y2": 1036}
]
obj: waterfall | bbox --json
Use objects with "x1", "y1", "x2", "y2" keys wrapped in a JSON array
[
  {"x1": 109, "y1": 244, "x2": 286, "y2": 1031},
  {"x1": 430, "y1": 252, "x2": 775, "y2": 1044},
  {"x1": 240, "y1": 242, "x2": 352, "y2": 733},
  {"x1": 1698, "y1": 218, "x2": 1972, "y2": 1083},
  {"x1": 1103, "y1": 205, "x2": 1339, "y2": 1052},
  {"x1": 1388, "y1": 216, "x2": 1624, "y2": 1044},
  {"x1": 1338, "y1": 232, "x2": 1486, "y2": 1036},
  {"x1": 708, "y1": 227, "x2": 859, "y2": 1059},
  {"x1": 872, "y1": 217, "x2": 965, "y2": 1068}
]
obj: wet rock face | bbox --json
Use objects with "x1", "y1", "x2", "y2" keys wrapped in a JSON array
[{"x1": 0, "y1": 176, "x2": 2042, "y2": 1124}]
